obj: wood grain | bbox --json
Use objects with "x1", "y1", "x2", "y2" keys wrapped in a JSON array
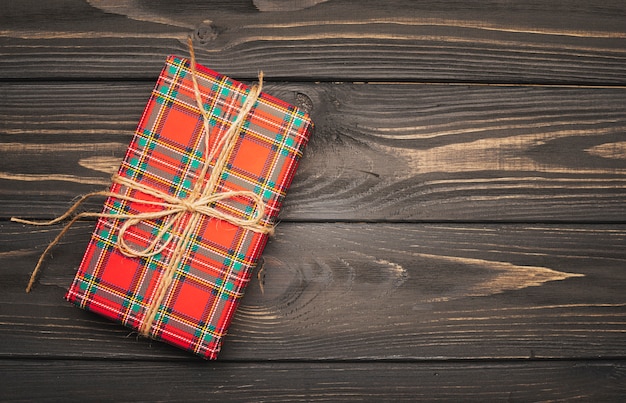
[
  {"x1": 2, "y1": 82, "x2": 625, "y2": 221},
  {"x1": 1, "y1": 360, "x2": 625, "y2": 401},
  {"x1": 2, "y1": 221, "x2": 624, "y2": 360},
  {"x1": 1, "y1": 0, "x2": 625, "y2": 83},
  {"x1": 2, "y1": 1, "x2": 626, "y2": 399}
]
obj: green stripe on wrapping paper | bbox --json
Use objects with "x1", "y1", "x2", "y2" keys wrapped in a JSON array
[
  {"x1": 167, "y1": 65, "x2": 178, "y2": 76},
  {"x1": 202, "y1": 326, "x2": 217, "y2": 343},
  {"x1": 182, "y1": 154, "x2": 202, "y2": 170},
  {"x1": 293, "y1": 116, "x2": 303, "y2": 128},
  {"x1": 127, "y1": 293, "x2": 144, "y2": 314},
  {"x1": 171, "y1": 175, "x2": 192, "y2": 197},
  {"x1": 155, "y1": 311, "x2": 169, "y2": 325},
  {"x1": 213, "y1": 107, "x2": 222, "y2": 119},
  {"x1": 147, "y1": 259, "x2": 159, "y2": 271},
  {"x1": 244, "y1": 205, "x2": 253, "y2": 215},
  {"x1": 96, "y1": 230, "x2": 117, "y2": 249}
]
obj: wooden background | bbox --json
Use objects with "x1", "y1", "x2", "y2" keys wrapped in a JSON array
[{"x1": 2, "y1": 0, "x2": 625, "y2": 400}]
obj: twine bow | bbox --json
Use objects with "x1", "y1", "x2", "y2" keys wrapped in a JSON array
[
  {"x1": 13, "y1": 38, "x2": 272, "y2": 336},
  {"x1": 108, "y1": 174, "x2": 271, "y2": 259}
]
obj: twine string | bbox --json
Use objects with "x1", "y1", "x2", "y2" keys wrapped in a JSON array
[{"x1": 12, "y1": 35, "x2": 272, "y2": 340}]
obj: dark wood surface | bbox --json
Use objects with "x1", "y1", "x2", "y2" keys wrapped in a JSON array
[{"x1": 1, "y1": 1, "x2": 625, "y2": 401}]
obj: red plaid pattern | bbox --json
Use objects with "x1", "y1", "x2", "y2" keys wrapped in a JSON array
[{"x1": 66, "y1": 55, "x2": 312, "y2": 359}]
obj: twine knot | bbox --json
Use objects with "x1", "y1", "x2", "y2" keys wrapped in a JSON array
[{"x1": 180, "y1": 199, "x2": 196, "y2": 212}]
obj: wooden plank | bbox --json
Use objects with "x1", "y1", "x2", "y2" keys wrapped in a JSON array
[
  {"x1": 2, "y1": 82, "x2": 626, "y2": 221},
  {"x1": 2, "y1": 221, "x2": 624, "y2": 360},
  {"x1": 1, "y1": 360, "x2": 625, "y2": 401},
  {"x1": 1, "y1": 0, "x2": 625, "y2": 83}
]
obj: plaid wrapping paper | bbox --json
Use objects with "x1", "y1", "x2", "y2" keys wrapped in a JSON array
[{"x1": 66, "y1": 55, "x2": 312, "y2": 359}]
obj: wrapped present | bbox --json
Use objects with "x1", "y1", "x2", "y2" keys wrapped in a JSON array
[{"x1": 65, "y1": 52, "x2": 313, "y2": 359}]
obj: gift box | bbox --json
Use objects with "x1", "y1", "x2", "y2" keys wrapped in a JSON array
[{"x1": 65, "y1": 54, "x2": 313, "y2": 359}]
